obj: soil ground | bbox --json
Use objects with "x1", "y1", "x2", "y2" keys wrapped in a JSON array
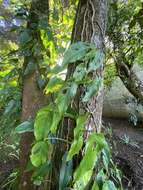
[{"x1": 104, "y1": 118, "x2": 143, "y2": 190}]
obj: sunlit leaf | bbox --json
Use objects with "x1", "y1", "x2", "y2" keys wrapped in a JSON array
[
  {"x1": 45, "y1": 76, "x2": 64, "y2": 94},
  {"x1": 34, "y1": 105, "x2": 53, "y2": 141},
  {"x1": 92, "y1": 182, "x2": 99, "y2": 190},
  {"x1": 30, "y1": 141, "x2": 48, "y2": 167},
  {"x1": 50, "y1": 110, "x2": 62, "y2": 133},
  {"x1": 74, "y1": 170, "x2": 92, "y2": 190},
  {"x1": 67, "y1": 136, "x2": 83, "y2": 161}
]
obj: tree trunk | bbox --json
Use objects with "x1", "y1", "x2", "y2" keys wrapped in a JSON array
[
  {"x1": 70, "y1": 0, "x2": 107, "y2": 132},
  {"x1": 50, "y1": 0, "x2": 107, "y2": 189},
  {"x1": 19, "y1": 1, "x2": 49, "y2": 189}
]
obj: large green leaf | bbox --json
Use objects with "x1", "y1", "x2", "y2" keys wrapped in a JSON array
[
  {"x1": 73, "y1": 133, "x2": 107, "y2": 187},
  {"x1": 73, "y1": 64, "x2": 87, "y2": 82},
  {"x1": 15, "y1": 120, "x2": 34, "y2": 134},
  {"x1": 59, "y1": 152, "x2": 73, "y2": 190},
  {"x1": 55, "y1": 83, "x2": 77, "y2": 116},
  {"x1": 82, "y1": 77, "x2": 102, "y2": 102},
  {"x1": 63, "y1": 42, "x2": 93, "y2": 65},
  {"x1": 85, "y1": 133, "x2": 107, "y2": 153},
  {"x1": 30, "y1": 141, "x2": 48, "y2": 167},
  {"x1": 74, "y1": 149, "x2": 97, "y2": 183},
  {"x1": 88, "y1": 50, "x2": 104, "y2": 73},
  {"x1": 67, "y1": 136, "x2": 83, "y2": 161},
  {"x1": 56, "y1": 93, "x2": 71, "y2": 115},
  {"x1": 34, "y1": 106, "x2": 53, "y2": 141},
  {"x1": 74, "y1": 170, "x2": 93, "y2": 190},
  {"x1": 74, "y1": 115, "x2": 87, "y2": 139},
  {"x1": 50, "y1": 110, "x2": 62, "y2": 133},
  {"x1": 67, "y1": 115, "x2": 87, "y2": 161}
]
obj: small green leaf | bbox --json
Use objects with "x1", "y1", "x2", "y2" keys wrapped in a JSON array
[
  {"x1": 102, "y1": 148, "x2": 111, "y2": 171},
  {"x1": 19, "y1": 30, "x2": 32, "y2": 46},
  {"x1": 84, "y1": 49, "x2": 96, "y2": 61},
  {"x1": 50, "y1": 110, "x2": 62, "y2": 133},
  {"x1": 96, "y1": 169, "x2": 106, "y2": 189},
  {"x1": 88, "y1": 50, "x2": 104, "y2": 73},
  {"x1": 32, "y1": 162, "x2": 51, "y2": 179},
  {"x1": 56, "y1": 93, "x2": 71, "y2": 115},
  {"x1": 45, "y1": 76, "x2": 64, "y2": 94},
  {"x1": 34, "y1": 105, "x2": 53, "y2": 141},
  {"x1": 30, "y1": 141, "x2": 48, "y2": 167},
  {"x1": 67, "y1": 115, "x2": 87, "y2": 161},
  {"x1": 82, "y1": 77, "x2": 102, "y2": 102},
  {"x1": 92, "y1": 182, "x2": 99, "y2": 190},
  {"x1": 67, "y1": 82, "x2": 78, "y2": 98},
  {"x1": 15, "y1": 120, "x2": 34, "y2": 134},
  {"x1": 67, "y1": 136, "x2": 83, "y2": 161},
  {"x1": 73, "y1": 64, "x2": 87, "y2": 82},
  {"x1": 102, "y1": 180, "x2": 117, "y2": 190},
  {"x1": 59, "y1": 152, "x2": 73, "y2": 190},
  {"x1": 4, "y1": 99, "x2": 15, "y2": 115},
  {"x1": 4, "y1": 68, "x2": 18, "y2": 81},
  {"x1": 74, "y1": 115, "x2": 87, "y2": 139}
]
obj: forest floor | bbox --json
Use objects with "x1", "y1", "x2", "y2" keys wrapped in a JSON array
[{"x1": 104, "y1": 118, "x2": 143, "y2": 190}]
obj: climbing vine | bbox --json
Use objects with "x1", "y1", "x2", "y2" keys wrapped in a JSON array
[{"x1": 16, "y1": 42, "x2": 122, "y2": 189}]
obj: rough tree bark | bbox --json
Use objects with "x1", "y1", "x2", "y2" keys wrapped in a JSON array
[
  {"x1": 19, "y1": 0, "x2": 49, "y2": 189},
  {"x1": 69, "y1": 0, "x2": 107, "y2": 132},
  {"x1": 50, "y1": 0, "x2": 107, "y2": 189}
]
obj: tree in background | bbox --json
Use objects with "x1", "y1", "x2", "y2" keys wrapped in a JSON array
[
  {"x1": 19, "y1": 0, "x2": 49, "y2": 189},
  {"x1": 107, "y1": 0, "x2": 143, "y2": 102}
]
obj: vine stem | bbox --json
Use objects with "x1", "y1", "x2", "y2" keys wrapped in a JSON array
[{"x1": 45, "y1": 137, "x2": 71, "y2": 144}]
